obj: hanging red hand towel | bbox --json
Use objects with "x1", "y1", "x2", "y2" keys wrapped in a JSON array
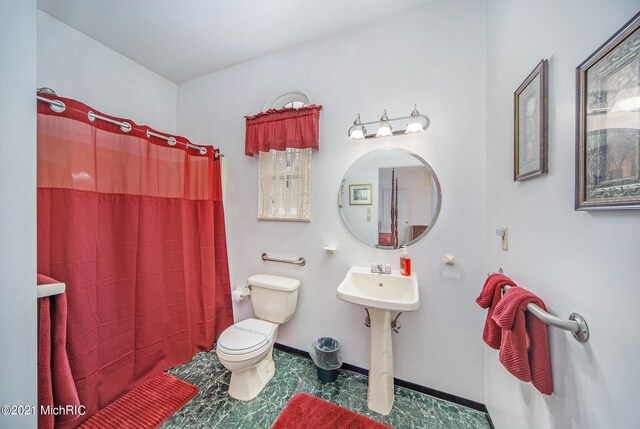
[
  {"x1": 476, "y1": 274, "x2": 518, "y2": 349},
  {"x1": 492, "y1": 287, "x2": 553, "y2": 395}
]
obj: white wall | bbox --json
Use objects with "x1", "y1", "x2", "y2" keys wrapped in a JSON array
[
  {"x1": 0, "y1": 1, "x2": 37, "y2": 428},
  {"x1": 37, "y1": 11, "x2": 177, "y2": 133},
  {"x1": 485, "y1": 1, "x2": 640, "y2": 428},
  {"x1": 178, "y1": 0, "x2": 487, "y2": 402}
]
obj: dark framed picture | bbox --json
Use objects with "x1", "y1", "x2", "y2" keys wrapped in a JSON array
[
  {"x1": 514, "y1": 59, "x2": 548, "y2": 181},
  {"x1": 576, "y1": 12, "x2": 640, "y2": 210},
  {"x1": 349, "y1": 184, "x2": 372, "y2": 205}
]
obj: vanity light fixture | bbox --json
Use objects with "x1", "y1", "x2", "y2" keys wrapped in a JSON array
[{"x1": 348, "y1": 105, "x2": 430, "y2": 140}]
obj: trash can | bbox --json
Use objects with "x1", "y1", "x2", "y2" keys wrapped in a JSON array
[{"x1": 310, "y1": 337, "x2": 342, "y2": 382}]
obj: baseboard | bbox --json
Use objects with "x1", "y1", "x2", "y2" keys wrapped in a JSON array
[{"x1": 274, "y1": 342, "x2": 492, "y2": 419}]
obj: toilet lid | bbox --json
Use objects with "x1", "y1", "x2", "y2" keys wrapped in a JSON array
[{"x1": 217, "y1": 318, "x2": 274, "y2": 355}]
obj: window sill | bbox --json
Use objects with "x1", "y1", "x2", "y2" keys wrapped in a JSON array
[{"x1": 257, "y1": 217, "x2": 311, "y2": 222}]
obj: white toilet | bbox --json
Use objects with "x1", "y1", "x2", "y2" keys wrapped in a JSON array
[{"x1": 216, "y1": 274, "x2": 300, "y2": 401}]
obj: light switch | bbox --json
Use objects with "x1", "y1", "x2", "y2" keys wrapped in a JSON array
[{"x1": 496, "y1": 227, "x2": 508, "y2": 251}]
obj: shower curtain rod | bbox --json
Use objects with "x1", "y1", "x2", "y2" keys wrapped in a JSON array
[{"x1": 37, "y1": 94, "x2": 224, "y2": 159}]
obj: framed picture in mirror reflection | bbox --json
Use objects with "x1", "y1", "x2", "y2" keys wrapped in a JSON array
[{"x1": 349, "y1": 184, "x2": 372, "y2": 205}]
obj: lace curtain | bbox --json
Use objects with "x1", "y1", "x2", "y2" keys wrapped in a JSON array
[{"x1": 258, "y1": 148, "x2": 312, "y2": 220}]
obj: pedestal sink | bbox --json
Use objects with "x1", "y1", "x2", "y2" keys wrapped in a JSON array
[{"x1": 336, "y1": 267, "x2": 419, "y2": 415}]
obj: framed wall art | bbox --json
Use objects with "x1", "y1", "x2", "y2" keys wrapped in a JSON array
[
  {"x1": 576, "y1": 12, "x2": 640, "y2": 210},
  {"x1": 349, "y1": 184, "x2": 372, "y2": 205},
  {"x1": 514, "y1": 59, "x2": 548, "y2": 181}
]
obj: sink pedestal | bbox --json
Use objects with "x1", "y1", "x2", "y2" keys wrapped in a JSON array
[{"x1": 367, "y1": 308, "x2": 394, "y2": 415}]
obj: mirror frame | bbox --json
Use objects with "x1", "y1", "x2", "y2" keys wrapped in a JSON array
[{"x1": 338, "y1": 148, "x2": 442, "y2": 249}]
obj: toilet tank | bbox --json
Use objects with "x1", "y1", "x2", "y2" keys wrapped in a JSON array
[{"x1": 248, "y1": 274, "x2": 300, "y2": 324}]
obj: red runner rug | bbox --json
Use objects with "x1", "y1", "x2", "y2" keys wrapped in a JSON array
[
  {"x1": 78, "y1": 373, "x2": 198, "y2": 429},
  {"x1": 271, "y1": 393, "x2": 393, "y2": 429}
]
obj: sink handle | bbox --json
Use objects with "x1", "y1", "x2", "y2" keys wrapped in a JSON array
[
  {"x1": 391, "y1": 312, "x2": 403, "y2": 333},
  {"x1": 370, "y1": 263, "x2": 392, "y2": 274}
]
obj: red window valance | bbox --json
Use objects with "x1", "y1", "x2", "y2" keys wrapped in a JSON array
[{"x1": 244, "y1": 104, "x2": 322, "y2": 157}]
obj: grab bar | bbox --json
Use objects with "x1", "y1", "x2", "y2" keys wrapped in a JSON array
[
  {"x1": 490, "y1": 269, "x2": 589, "y2": 343},
  {"x1": 261, "y1": 252, "x2": 306, "y2": 266}
]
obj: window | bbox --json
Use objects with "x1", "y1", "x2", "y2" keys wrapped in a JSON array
[
  {"x1": 258, "y1": 92, "x2": 313, "y2": 221},
  {"x1": 258, "y1": 147, "x2": 312, "y2": 220}
]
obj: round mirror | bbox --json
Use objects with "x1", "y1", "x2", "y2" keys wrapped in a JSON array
[{"x1": 339, "y1": 148, "x2": 441, "y2": 249}]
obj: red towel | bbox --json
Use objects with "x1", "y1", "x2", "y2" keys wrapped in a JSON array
[
  {"x1": 476, "y1": 274, "x2": 517, "y2": 349},
  {"x1": 38, "y1": 274, "x2": 81, "y2": 428},
  {"x1": 492, "y1": 287, "x2": 553, "y2": 395}
]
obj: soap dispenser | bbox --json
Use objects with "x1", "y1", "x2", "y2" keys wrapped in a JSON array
[{"x1": 400, "y1": 246, "x2": 411, "y2": 276}]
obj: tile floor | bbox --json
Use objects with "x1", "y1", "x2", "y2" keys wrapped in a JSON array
[{"x1": 160, "y1": 348, "x2": 491, "y2": 429}]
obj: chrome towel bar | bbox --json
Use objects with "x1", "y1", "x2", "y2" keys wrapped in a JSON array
[
  {"x1": 490, "y1": 269, "x2": 589, "y2": 343},
  {"x1": 261, "y1": 252, "x2": 306, "y2": 266}
]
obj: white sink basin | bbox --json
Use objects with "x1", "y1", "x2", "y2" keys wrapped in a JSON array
[{"x1": 337, "y1": 266, "x2": 419, "y2": 311}]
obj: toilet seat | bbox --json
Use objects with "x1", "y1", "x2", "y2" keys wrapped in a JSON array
[{"x1": 217, "y1": 318, "x2": 276, "y2": 360}]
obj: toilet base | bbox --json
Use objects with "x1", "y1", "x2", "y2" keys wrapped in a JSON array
[{"x1": 227, "y1": 347, "x2": 275, "y2": 401}]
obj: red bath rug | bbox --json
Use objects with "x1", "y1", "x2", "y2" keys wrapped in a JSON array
[
  {"x1": 78, "y1": 373, "x2": 198, "y2": 428},
  {"x1": 271, "y1": 393, "x2": 393, "y2": 429}
]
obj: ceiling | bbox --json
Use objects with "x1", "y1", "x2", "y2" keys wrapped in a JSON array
[{"x1": 38, "y1": 0, "x2": 434, "y2": 83}]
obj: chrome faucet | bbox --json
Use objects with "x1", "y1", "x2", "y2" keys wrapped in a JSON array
[{"x1": 371, "y1": 263, "x2": 392, "y2": 274}]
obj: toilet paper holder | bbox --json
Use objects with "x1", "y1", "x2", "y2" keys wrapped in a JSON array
[{"x1": 232, "y1": 285, "x2": 252, "y2": 302}]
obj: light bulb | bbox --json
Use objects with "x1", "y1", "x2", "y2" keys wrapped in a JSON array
[
  {"x1": 376, "y1": 109, "x2": 393, "y2": 137},
  {"x1": 349, "y1": 114, "x2": 367, "y2": 140},
  {"x1": 349, "y1": 128, "x2": 365, "y2": 140},
  {"x1": 405, "y1": 104, "x2": 424, "y2": 134}
]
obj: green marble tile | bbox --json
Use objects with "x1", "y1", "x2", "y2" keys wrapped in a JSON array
[
  {"x1": 380, "y1": 387, "x2": 439, "y2": 428},
  {"x1": 295, "y1": 369, "x2": 353, "y2": 401},
  {"x1": 216, "y1": 368, "x2": 232, "y2": 386},
  {"x1": 272, "y1": 348, "x2": 287, "y2": 361},
  {"x1": 255, "y1": 356, "x2": 311, "y2": 407},
  {"x1": 167, "y1": 350, "x2": 227, "y2": 386},
  {"x1": 274, "y1": 350, "x2": 311, "y2": 367},
  {"x1": 162, "y1": 348, "x2": 491, "y2": 429},
  {"x1": 160, "y1": 378, "x2": 234, "y2": 429},
  {"x1": 432, "y1": 398, "x2": 490, "y2": 429},
  {"x1": 218, "y1": 398, "x2": 281, "y2": 429}
]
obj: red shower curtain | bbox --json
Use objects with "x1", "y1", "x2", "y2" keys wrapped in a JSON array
[{"x1": 36, "y1": 95, "x2": 233, "y2": 427}]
